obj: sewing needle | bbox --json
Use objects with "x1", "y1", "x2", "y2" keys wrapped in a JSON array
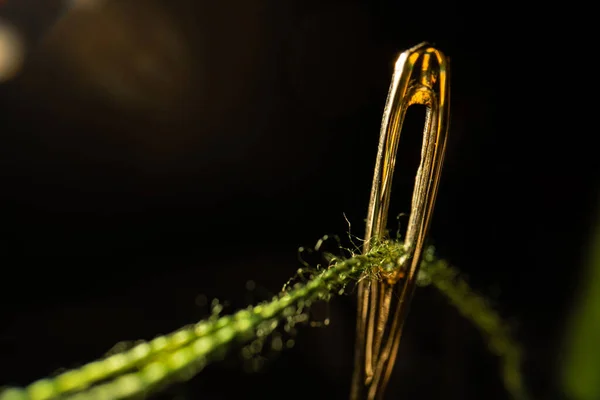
[{"x1": 351, "y1": 42, "x2": 450, "y2": 400}]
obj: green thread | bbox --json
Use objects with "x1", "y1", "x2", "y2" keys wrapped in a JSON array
[
  {"x1": 418, "y1": 247, "x2": 529, "y2": 400},
  {"x1": 0, "y1": 241, "x2": 527, "y2": 400}
]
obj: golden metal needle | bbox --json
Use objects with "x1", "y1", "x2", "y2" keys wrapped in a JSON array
[{"x1": 351, "y1": 42, "x2": 450, "y2": 400}]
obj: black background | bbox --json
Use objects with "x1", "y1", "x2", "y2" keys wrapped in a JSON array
[{"x1": 0, "y1": 0, "x2": 596, "y2": 399}]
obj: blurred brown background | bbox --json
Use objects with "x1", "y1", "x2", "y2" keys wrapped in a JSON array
[{"x1": 0, "y1": 1, "x2": 595, "y2": 399}]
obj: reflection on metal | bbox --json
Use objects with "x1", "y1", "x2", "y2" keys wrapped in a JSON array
[{"x1": 351, "y1": 42, "x2": 450, "y2": 400}]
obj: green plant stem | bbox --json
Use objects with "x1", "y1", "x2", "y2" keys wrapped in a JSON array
[{"x1": 0, "y1": 241, "x2": 527, "y2": 400}]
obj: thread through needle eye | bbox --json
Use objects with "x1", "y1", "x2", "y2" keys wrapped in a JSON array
[{"x1": 351, "y1": 42, "x2": 450, "y2": 400}]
